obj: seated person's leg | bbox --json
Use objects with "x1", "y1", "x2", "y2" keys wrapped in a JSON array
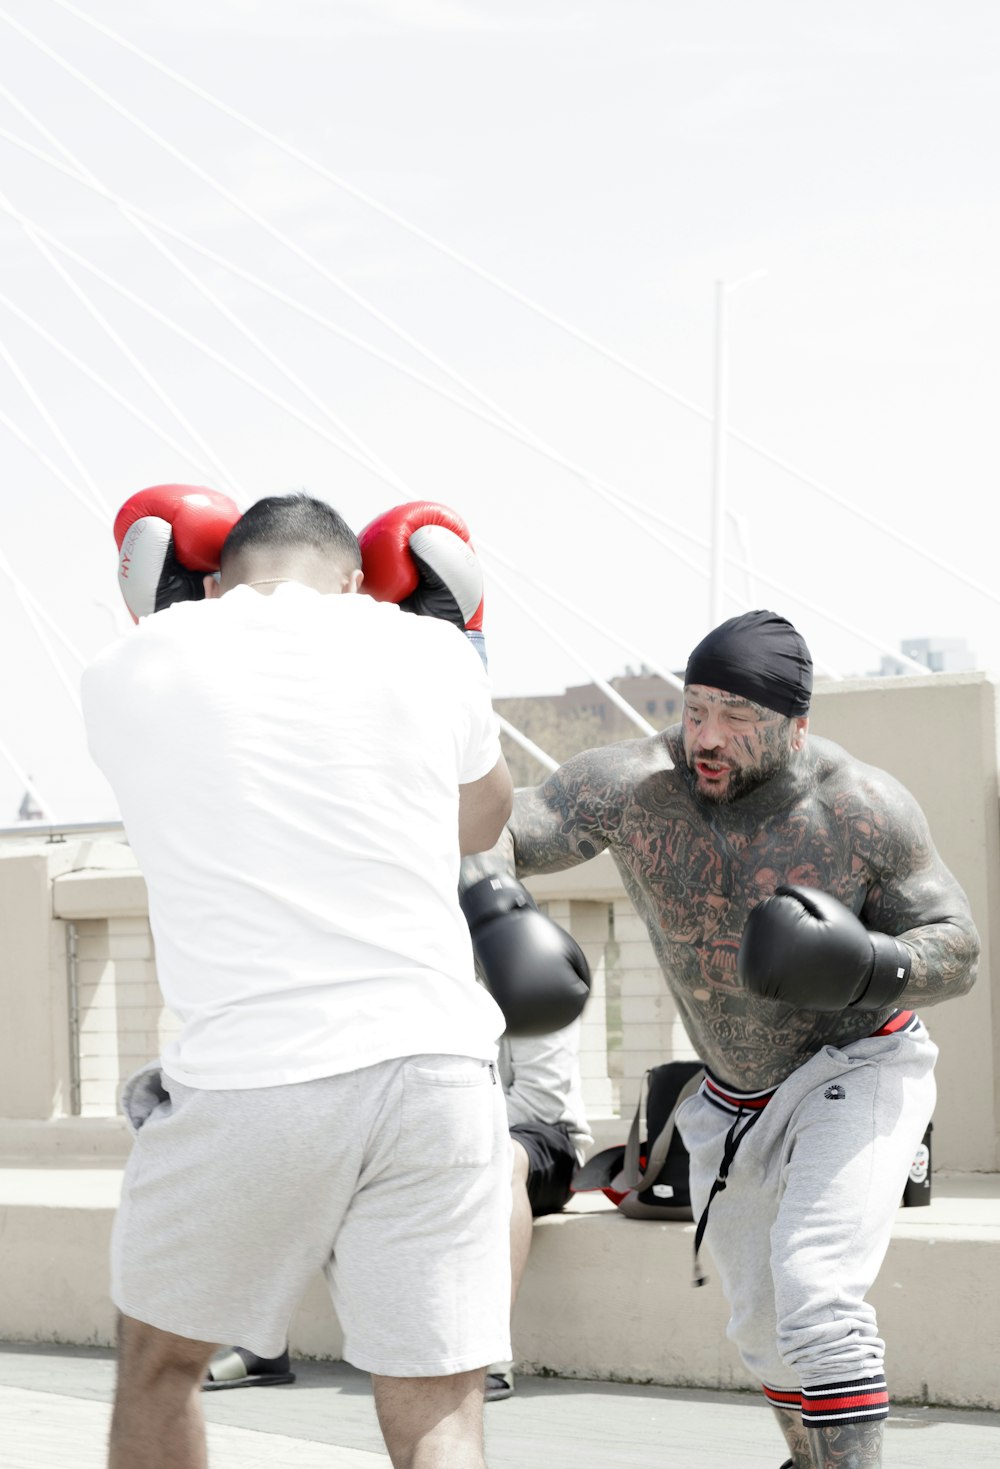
[
  {"x1": 487, "y1": 1119, "x2": 578, "y2": 1402},
  {"x1": 510, "y1": 1118, "x2": 578, "y2": 1219},
  {"x1": 509, "y1": 1139, "x2": 533, "y2": 1308}
]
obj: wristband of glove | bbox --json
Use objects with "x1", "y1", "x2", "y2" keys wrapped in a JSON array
[
  {"x1": 460, "y1": 872, "x2": 537, "y2": 927},
  {"x1": 852, "y1": 932, "x2": 912, "y2": 1009}
]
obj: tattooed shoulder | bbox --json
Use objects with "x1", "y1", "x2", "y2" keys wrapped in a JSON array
[
  {"x1": 814, "y1": 738, "x2": 931, "y2": 885},
  {"x1": 512, "y1": 733, "x2": 677, "y2": 876}
]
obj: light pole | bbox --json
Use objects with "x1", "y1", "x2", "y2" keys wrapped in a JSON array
[{"x1": 709, "y1": 270, "x2": 767, "y2": 627}]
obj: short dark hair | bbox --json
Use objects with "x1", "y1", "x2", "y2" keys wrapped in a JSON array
[{"x1": 220, "y1": 493, "x2": 361, "y2": 571}]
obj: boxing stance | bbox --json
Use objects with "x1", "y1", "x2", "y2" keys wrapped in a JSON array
[
  {"x1": 85, "y1": 488, "x2": 519, "y2": 1469},
  {"x1": 110, "y1": 486, "x2": 590, "y2": 1041},
  {"x1": 461, "y1": 609, "x2": 979, "y2": 1469}
]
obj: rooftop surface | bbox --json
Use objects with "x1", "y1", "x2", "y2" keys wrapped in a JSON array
[{"x1": 2, "y1": 1342, "x2": 998, "y2": 1469}]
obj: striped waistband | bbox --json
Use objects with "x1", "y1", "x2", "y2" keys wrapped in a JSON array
[
  {"x1": 703, "y1": 1010, "x2": 919, "y2": 1115},
  {"x1": 702, "y1": 1073, "x2": 778, "y2": 1114},
  {"x1": 871, "y1": 1007, "x2": 918, "y2": 1036}
]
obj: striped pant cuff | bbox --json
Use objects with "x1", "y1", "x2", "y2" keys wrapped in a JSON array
[
  {"x1": 762, "y1": 1377, "x2": 890, "y2": 1424},
  {"x1": 761, "y1": 1382, "x2": 801, "y2": 1411},
  {"x1": 800, "y1": 1375, "x2": 889, "y2": 1425}
]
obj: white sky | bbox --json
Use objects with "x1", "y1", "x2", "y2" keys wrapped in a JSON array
[{"x1": 1, "y1": 0, "x2": 999, "y2": 822}]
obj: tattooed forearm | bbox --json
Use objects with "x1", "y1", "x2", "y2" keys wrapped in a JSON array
[
  {"x1": 807, "y1": 1419, "x2": 883, "y2": 1468},
  {"x1": 897, "y1": 917, "x2": 979, "y2": 1005}
]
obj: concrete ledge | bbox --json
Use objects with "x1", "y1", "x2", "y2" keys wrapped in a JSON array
[
  {"x1": 0, "y1": 1118, "x2": 131, "y2": 1160},
  {"x1": 52, "y1": 868, "x2": 148, "y2": 920},
  {"x1": 1, "y1": 1164, "x2": 997, "y2": 1407}
]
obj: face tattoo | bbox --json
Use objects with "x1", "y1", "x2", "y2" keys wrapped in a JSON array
[{"x1": 682, "y1": 610, "x2": 813, "y2": 805}]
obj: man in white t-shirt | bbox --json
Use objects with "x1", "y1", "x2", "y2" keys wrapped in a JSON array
[{"x1": 82, "y1": 492, "x2": 514, "y2": 1469}]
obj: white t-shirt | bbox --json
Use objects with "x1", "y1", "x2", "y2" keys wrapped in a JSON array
[{"x1": 81, "y1": 585, "x2": 506, "y2": 1088}]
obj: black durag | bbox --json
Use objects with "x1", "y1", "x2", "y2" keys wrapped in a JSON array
[{"x1": 684, "y1": 610, "x2": 812, "y2": 717}]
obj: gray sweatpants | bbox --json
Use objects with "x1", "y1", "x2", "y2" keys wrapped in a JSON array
[{"x1": 675, "y1": 1016, "x2": 936, "y2": 1415}]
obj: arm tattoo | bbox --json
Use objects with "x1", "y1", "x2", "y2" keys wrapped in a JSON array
[
  {"x1": 510, "y1": 741, "x2": 658, "y2": 875},
  {"x1": 460, "y1": 741, "x2": 646, "y2": 889},
  {"x1": 844, "y1": 765, "x2": 980, "y2": 1007}
]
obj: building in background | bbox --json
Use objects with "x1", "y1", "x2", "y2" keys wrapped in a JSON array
[
  {"x1": 878, "y1": 637, "x2": 977, "y2": 677},
  {"x1": 496, "y1": 667, "x2": 682, "y2": 786}
]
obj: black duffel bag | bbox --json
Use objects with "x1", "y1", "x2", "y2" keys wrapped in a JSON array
[{"x1": 571, "y1": 1059, "x2": 705, "y2": 1220}]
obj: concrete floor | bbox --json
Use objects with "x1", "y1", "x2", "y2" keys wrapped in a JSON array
[{"x1": 1, "y1": 1342, "x2": 998, "y2": 1469}]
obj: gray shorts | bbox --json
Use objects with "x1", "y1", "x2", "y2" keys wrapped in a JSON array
[{"x1": 114, "y1": 1055, "x2": 513, "y2": 1376}]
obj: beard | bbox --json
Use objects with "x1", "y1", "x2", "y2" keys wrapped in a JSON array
[{"x1": 688, "y1": 740, "x2": 793, "y2": 805}]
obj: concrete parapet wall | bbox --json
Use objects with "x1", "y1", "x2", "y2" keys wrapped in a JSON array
[
  {"x1": 1, "y1": 1173, "x2": 996, "y2": 1409},
  {"x1": 809, "y1": 674, "x2": 1000, "y2": 1173}
]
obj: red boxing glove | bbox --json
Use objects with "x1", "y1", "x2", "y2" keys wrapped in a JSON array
[
  {"x1": 114, "y1": 484, "x2": 242, "y2": 622},
  {"x1": 358, "y1": 501, "x2": 484, "y2": 633}
]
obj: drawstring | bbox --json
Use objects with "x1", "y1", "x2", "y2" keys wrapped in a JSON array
[{"x1": 692, "y1": 1106, "x2": 763, "y2": 1287}]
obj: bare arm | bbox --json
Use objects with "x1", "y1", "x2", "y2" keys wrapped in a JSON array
[
  {"x1": 851, "y1": 771, "x2": 980, "y2": 1007},
  {"x1": 460, "y1": 740, "x2": 638, "y2": 888},
  {"x1": 458, "y1": 755, "x2": 513, "y2": 856}
]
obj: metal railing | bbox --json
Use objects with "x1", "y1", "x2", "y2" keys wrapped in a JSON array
[{"x1": 0, "y1": 820, "x2": 125, "y2": 843}]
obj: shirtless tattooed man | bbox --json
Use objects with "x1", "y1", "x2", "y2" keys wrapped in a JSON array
[{"x1": 461, "y1": 609, "x2": 979, "y2": 1469}]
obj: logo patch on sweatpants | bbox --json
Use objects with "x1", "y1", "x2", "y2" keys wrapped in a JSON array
[{"x1": 824, "y1": 1084, "x2": 846, "y2": 1100}]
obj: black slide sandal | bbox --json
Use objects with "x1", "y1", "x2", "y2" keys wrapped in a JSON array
[{"x1": 202, "y1": 1345, "x2": 296, "y2": 1391}]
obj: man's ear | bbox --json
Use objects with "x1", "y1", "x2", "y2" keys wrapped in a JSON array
[
  {"x1": 792, "y1": 716, "x2": 809, "y2": 751},
  {"x1": 344, "y1": 567, "x2": 364, "y2": 595},
  {"x1": 203, "y1": 573, "x2": 222, "y2": 599}
]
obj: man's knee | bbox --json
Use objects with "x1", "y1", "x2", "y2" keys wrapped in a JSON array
[
  {"x1": 372, "y1": 1369, "x2": 486, "y2": 1468},
  {"x1": 117, "y1": 1315, "x2": 217, "y2": 1388}
]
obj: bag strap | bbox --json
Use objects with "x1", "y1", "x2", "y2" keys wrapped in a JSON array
[{"x1": 623, "y1": 1065, "x2": 705, "y2": 1190}]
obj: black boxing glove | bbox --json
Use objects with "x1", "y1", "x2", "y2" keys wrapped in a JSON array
[
  {"x1": 737, "y1": 884, "x2": 911, "y2": 1012},
  {"x1": 460, "y1": 873, "x2": 591, "y2": 1037}
]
